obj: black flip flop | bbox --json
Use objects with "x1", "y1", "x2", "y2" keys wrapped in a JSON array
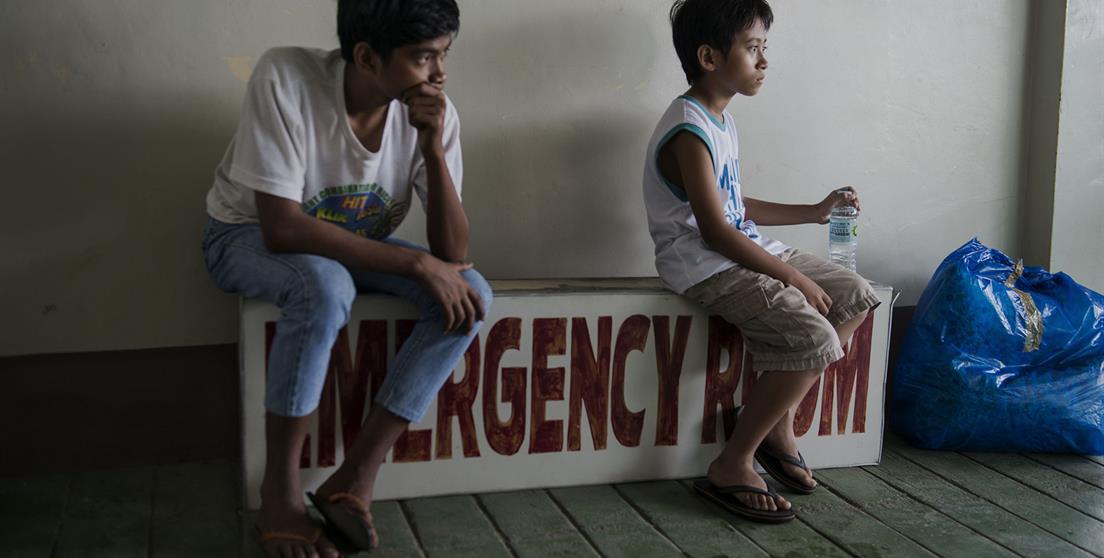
[
  {"x1": 754, "y1": 445, "x2": 817, "y2": 494},
  {"x1": 692, "y1": 479, "x2": 796, "y2": 523},
  {"x1": 727, "y1": 404, "x2": 816, "y2": 494},
  {"x1": 306, "y1": 491, "x2": 375, "y2": 552}
]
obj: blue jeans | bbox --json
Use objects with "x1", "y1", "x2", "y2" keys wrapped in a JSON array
[{"x1": 202, "y1": 218, "x2": 493, "y2": 420}]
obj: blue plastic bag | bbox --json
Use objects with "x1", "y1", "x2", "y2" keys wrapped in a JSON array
[{"x1": 891, "y1": 239, "x2": 1104, "y2": 454}]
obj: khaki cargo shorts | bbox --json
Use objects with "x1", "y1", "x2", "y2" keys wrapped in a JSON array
[{"x1": 683, "y1": 248, "x2": 880, "y2": 372}]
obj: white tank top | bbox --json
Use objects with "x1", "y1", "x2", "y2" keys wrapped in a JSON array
[{"x1": 642, "y1": 95, "x2": 787, "y2": 293}]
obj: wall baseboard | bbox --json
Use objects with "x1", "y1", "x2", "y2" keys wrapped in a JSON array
[{"x1": 0, "y1": 344, "x2": 239, "y2": 477}]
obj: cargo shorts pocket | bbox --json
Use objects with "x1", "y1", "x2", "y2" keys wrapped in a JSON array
[
  {"x1": 684, "y1": 270, "x2": 773, "y2": 326},
  {"x1": 754, "y1": 280, "x2": 830, "y2": 349}
]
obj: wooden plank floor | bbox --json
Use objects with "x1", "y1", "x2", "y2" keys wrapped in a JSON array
[{"x1": 3, "y1": 436, "x2": 1103, "y2": 558}]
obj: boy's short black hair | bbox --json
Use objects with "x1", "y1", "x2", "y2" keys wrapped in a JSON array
[
  {"x1": 338, "y1": 0, "x2": 460, "y2": 63},
  {"x1": 670, "y1": 0, "x2": 773, "y2": 84}
]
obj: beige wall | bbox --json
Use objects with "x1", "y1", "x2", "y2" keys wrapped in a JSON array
[
  {"x1": 1050, "y1": 0, "x2": 1104, "y2": 293},
  {"x1": 0, "y1": 1, "x2": 1048, "y2": 355}
]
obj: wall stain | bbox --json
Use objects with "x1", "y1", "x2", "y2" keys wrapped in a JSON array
[
  {"x1": 225, "y1": 56, "x2": 253, "y2": 83},
  {"x1": 51, "y1": 64, "x2": 70, "y2": 83}
]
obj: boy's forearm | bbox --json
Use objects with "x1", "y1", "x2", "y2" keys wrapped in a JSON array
[
  {"x1": 702, "y1": 225, "x2": 800, "y2": 284},
  {"x1": 261, "y1": 207, "x2": 426, "y2": 277},
  {"x1": 423, "y1": 151, "x2": 470, "y2": 262},
  {"x1": 744, "y1": 197, "x2": 817, "y2": 226}
]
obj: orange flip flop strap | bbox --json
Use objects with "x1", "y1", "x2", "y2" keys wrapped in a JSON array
[
  {"x1": 256, "y1": 526, "x2": 320, "y2": 545},
  {"x1": 327, "y1": 491, "x2": 369, "y2": 514}
]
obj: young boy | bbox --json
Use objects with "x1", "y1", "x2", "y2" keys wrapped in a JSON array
[
  {"x1": 644, "y1": 0, "x2": 879, "y2": 523},
  {"x1": 202, "y1": 0, "x2": 491, "y2": 554}
]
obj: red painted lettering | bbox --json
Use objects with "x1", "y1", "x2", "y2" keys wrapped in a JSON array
[
  {"x1": 483, "y1": 318, "x2": 527, "y2": 455},
  {"x1": 819, "y1": 314, "x2": 874, "y2": 435},
  {"x1": 530, "y1": 318, "x2": 566, "y2": 453},
  {"x1": 568, "y1": 316, "x2": 611, "y2": 451},
  {"x1": 702, "y1": 316, "x2": 745, "y2": 443},
  {"x1": 654, "y1": 315, "x2": 692, "y2": 446},
  {"x1": 611, "y1": 315, "x2": 649, "y2": 447}
]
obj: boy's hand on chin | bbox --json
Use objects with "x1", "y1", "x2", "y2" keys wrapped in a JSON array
[
  {"x1": 401, "y1": 82, "x2": 446, "y2": 155},
  {"x1": 813, "y1": 186, "x2": 861, "y2": 224}
]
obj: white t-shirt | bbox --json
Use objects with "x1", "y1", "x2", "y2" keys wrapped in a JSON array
[
  {"x1": 206, "y1": 47, "x2": 462, "y2": 240},
  {"x1": 642, "y1": 95, "x2": 787, "y2": 294}
]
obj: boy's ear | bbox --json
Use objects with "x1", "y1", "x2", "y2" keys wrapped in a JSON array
[
  {"x1": 353, "y1": 42, "x2": 382, "y2": 72},
  {"x1": 696, "y1": 45, "x2": 717, "y2": 74}
]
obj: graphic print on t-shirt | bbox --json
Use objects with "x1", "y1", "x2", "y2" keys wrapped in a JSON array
[
  {"x1": 302, "y1": 183, "x2": 409, "y2": 239},
  {"x1": 718, "y1": 158, "x2": 743, "y2": 226},
  {"x1": 718, "y1": 158, "x2": 763, "y2": 242}
]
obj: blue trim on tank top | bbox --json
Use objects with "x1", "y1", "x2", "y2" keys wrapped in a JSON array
[{"x1": 678, "y1": 95, "x2": 726, "y2": 130}]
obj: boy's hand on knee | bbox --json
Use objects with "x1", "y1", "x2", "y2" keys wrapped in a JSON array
[
  {"x1": 791, "y1": 273, "x2": 832, "y2": 316},
  {"x1": 413, "y1": 254, "x2": 485, "y2": 333}
]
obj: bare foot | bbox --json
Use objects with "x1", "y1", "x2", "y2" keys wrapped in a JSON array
[
  {"x1": 255, "y1": 503, "x2": 339, "y2": 558},
  {"x1": 707, "y1": 457, "x2": 791, "y2": 512},
  {"x1": 762, "y1": 416, "x2": 817, "y2": 489}
]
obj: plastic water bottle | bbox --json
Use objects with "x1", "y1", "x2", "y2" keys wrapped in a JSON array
[{"x1": 828, "y1": 203, "x2": 858, "y2": 271}]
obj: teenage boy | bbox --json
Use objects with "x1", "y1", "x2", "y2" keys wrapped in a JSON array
[
  {"x1": 643, "y1": 0, "x2": 879, "y2": 523},
  {"x1": 202, "y1": 0, "x2": 490, "y2": 554}
]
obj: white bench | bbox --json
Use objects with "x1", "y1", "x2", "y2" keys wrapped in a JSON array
[{"x1": 240, "y1": 278, "x2": 897, "y2": 509}]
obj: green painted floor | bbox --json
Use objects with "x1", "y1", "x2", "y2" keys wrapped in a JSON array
[{"x1": 4, "y1": 436, "x2": 1103, "y2": 558}]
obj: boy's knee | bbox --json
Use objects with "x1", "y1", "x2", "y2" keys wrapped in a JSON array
[
  {"x1": 842, "y1": 274, "x2": 877, "y2": 304},
  {"x1": 463, "y1": 268, "x2": 494, "y2": 314},
  {"x1": 291, "y1": 257, "x2": 356, "y2": 322},
  {"x1": 318, "y1": 277, "x2": 356, "y2": 322}
]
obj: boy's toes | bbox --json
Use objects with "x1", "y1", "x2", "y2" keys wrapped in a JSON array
[
  {"x1": 751, "y1": 493, "x2": 773, "y2": 511},
  {"x1": 759, "y1": 494, "x2": 772, "y2": 511},
  {"x1": 737, "y1": 493, "x2": 756, "y2": 511},
  {"x1": 798, "y1": 466, "x2": 817, "y2": 486},
  {"x1": 782, "y1": 462, "x2": 816, "y2": 490}
]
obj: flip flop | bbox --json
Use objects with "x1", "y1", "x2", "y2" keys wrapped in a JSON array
[
  {"x1": 692, "y1": 479, "x2": 796, "y2": 523},
  {"x1": 307, "y1": 491, "x2": 376, "y2": 552},
  {"x1": 727, "y1": 404, "x2": 816, "y2": 495},
  {"x1": 754, "y1": 445, "x2": 817, "y2": 494}
]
